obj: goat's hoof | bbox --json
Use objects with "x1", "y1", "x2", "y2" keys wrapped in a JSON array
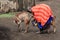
[
  {"x1": 36, "y1": 31, "x2": 40, "y2": 34},
  {"x1": 19, "y1": 30, "x2": 20, "y2": 32},
  {"x1": 24, "y1": 31, "x2": 28, "y2": 33},
  {"x1": 53, "y1": 30, "x2": 56, "y2": 33},
  {"x1": 53, "y1": 29, "x2": 56, "y2": 33},
  {"x1": 18, "y1": 29, "x2": 21, "y2": 32}
]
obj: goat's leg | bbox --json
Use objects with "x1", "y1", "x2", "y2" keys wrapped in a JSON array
[
  {"x1": 35, "y1": 24, "x2": 41, "y2": 34},
  {"x1": 46, "y1": 26, "x2": 50, "y2": 33},
  {"x1": 25, "y1": 24, "x2": 29, "y2": 33},
  {"x1": 52, "y1": 16, "x2": 56, "y2": 33},
  {"x1": 44, "y1": 24, "x2": 51, "y2": 33},
  {"x1": 53, "y1": 25, "x2": 56, "y2": 33},
  {"x1": 18, "y1": 24, "x2": 22, "y2": 32},
  {"x1": 51, "y1": 21, "x2": 56, "y2": 33},
  {"x1": 24, "y1": 20, "x2": 29, "y2": 33}
]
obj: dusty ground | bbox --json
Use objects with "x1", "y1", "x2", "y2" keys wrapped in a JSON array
[{"x1": 0, "y1": 0, "x2": 60, "y2": 40}]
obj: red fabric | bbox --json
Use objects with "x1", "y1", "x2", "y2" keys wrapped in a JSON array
[{"x1": 31, "y1": 4, "x2": 53, "y2": 26}]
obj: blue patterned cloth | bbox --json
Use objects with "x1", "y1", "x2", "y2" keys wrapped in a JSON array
[
  {"x1": 32, "y1": 16, "x2": 53, "y2": 30},
  {"x1": 37, "y1": 16, "x2": 53, "y2": 29}
]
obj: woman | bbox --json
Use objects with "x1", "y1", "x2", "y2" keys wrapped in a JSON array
[{"x1": 31, "y1": 4, "x2": 54, "y2": 33}]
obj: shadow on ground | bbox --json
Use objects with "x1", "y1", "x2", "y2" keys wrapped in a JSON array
[{"x1": 0, "y1": 26, "x2": 11, "y2": 40}]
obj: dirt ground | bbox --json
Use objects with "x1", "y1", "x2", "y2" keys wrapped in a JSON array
[{"x1": 0, "y1": 0, "x2": 60, "y2": 40}]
